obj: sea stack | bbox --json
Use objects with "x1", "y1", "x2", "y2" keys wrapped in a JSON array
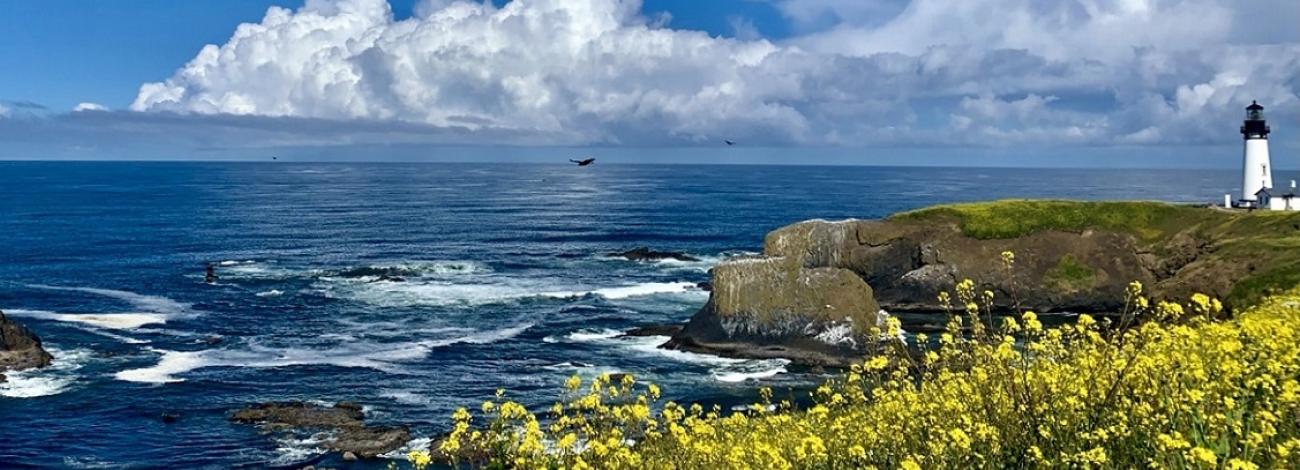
[{"x1": 0, "y1": 309, "x2": 55, "y2": 372}]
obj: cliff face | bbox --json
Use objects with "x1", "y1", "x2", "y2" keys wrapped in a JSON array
[
  {"x1": 666, "y1": 256, "x2": 880, "y2": 367},
  {"x1": 763, "y1": 218, "x2": 1155, "y2": 313},
  {"x1": 670, "y1": 201, "x2": 1300, "y2": 364},
  {"x1": 0, "y1": 310, "x2": 54, "y2": 374}
]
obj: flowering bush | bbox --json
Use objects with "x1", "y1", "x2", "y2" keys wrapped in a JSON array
[{"x1": 411, "y1": 277, "x2": 1300, "y2": 469}]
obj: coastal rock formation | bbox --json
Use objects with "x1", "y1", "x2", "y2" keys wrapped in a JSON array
[
  {"x1": 666, "y1": 256, "x2": 880, "y2": 367},
  {"x1": 231, "y1": 401, "x2": 410, "y2": 458},
  {"x1": 608, "y1": 247, "x2": 699, "y2": 262},
  {"x1": 671, "y1": 201, "x2": 1300, "y2": 364},
  {"x1": 0, "y1": 309, "x2": 54, "y2": 372}
]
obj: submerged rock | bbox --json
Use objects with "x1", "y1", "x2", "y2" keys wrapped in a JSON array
[
  {"x1": 231, "y1": 401, "x2": 409, "y2": 459},
  {"x1": 231, "y1": 401, "x2": 365, "y2": 429},
  {"x1": 608, "y1": 247, "x2": 699, "y2": 262},
  {"x1": 0, "y1": 309, "x2": 54, "y2": 372},
  {"x1": 621, "y1": 324, "x2": 684, "y2": 337}
]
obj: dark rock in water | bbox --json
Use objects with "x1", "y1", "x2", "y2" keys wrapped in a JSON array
[
  {"x1": 696, "y1": 281, "x2": 712, "y2": 291},
  {"x1": 328, "y1": 426, "x2": 411, "y2": 458},
  {"x1": 205, "y1": 336, "x2": 223, "y2": 345},
  {"x1": 0, "y1": 309, "x2": 54, "y2": 372},
  {"x1": 621, "y1": 324, "x2": 684, "y2": 337},
  {"x1": 231, "y1": 401, "x2": 365, "y2": 429},
  {"x1": 161, "y1": 413, "x2": 180, "y2": 423},
  {"x1": 608, "y1": 247, "x2": 699, "y2": 262},
  {"x1": 371, "y1": 275, "x2": 406, "y2": 283},
  {"x1": 0, "y1": 373, "x2": 6, "y2": 383},
  {"x1": 232, "y1": 401, "x2": 409, "y2": 459}
]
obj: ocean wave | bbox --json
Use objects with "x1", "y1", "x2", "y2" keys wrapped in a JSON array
[
  {"x1": 380, "y1": 437, "x2": 434, "y2": 460},
  {"x1": 25, "y1": 284, "x2": 192, "y2": 315},
  {"x1": 115, "y1": 324, "x2": 533, "y2": 384},
  {"x1": 255, "y1": 289, "x2": 285, "y2": 297},
  {"x1": 543, "y1": 328, "x2": 624, "y2": 343},
  {"x1": 551, "y1": 331, "x2": 789, "y2": 383},
  {"x1": 712, "y1": 361, "x2": 790, "y2": 383},
  {"x1": 268, "y1": 434, "x2": 326, "y2": 467},
  {"x1": 541, "y1": 282, "x2": 703, "y2": 301},
  {"x1": 319, "y1": 276, "x2": 701, "y2": 308},
  {"x1": 220, "y1": 260, "x2": 489, "y2": 282},
  {"x1": 5, "y1": 309, "x2": 167, "y2": 330},
  {"x1": 0, "y1": 347, "x2": 92, "y2": 398}
]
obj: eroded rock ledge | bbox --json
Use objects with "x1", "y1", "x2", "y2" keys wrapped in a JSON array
[{"x1": 668, "y1": 201, "x2": 1300, "y2": 365}]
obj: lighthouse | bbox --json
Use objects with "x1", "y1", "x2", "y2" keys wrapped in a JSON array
[{"x1": 1241, "y1": 101, "x2": 1273, "y2": 204}]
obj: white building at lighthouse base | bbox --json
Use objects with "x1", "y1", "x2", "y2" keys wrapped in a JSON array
[{"x1": 1255, "y1": 182, "x2": 1300, "y2": 211}]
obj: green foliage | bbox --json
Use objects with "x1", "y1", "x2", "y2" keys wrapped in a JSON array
[
  {"x1": 890, "y1": 199, "x2": 1206, "y2": 241},
  {"x1": 424, "y1": 284, "x2": 1300, "y2": 469},
  {"x1": 891, "y1": 199, "x2": 1300, "y2": 310},
  {"x1": 1044, "y1": 254, "x2": 1096, "y2": 289}
]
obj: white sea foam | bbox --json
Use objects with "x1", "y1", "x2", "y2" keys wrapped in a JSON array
[
  {"x1": 542, "y1": 282, "x2": 702, "y2": 300},
  {"x1": 26, "y1": 284, "x2": 191, "y2": 314},
  {"x1": 380, "y1": 437, "x2": 434, "y2": 460},
  {"x1": 1, "y1": 348, "x2": 92, "y2": 398},
  {"x1": 268, "y1": 434, "x2": 327, "y2": 467},
  {"x1": 559, "y1": 333, "x2": 789, "y2": 383},
  {"x1": 564, "y1": 328, "x2": 624, "y2": 342},
  {"x1": 6, "y1": 309, "x2": 167, "y2": 330},
  {"x1": 115, "y1": 324, "x2": 533, "y2": 384},
  {"x1": 320, "y1": 274, "x2": 701, "y2": 308},
  {"x1": 713, "y1": 361, "x2": 790, "y2": 383},
  {"x1": 255, "y1": 289, "x2": 284, "y2": 297}
]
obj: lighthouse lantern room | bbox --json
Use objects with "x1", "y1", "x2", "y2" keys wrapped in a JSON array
[{"x1": 1240, "y1": 101, "x2": 1273, "y2": 205}]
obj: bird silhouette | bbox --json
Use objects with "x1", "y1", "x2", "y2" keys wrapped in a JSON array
[
  {"x1": 570, "y1": 158, "x2": 596, "y2": 166},
  {"x1": 724, "y1": 140, "x2": 736, "y2": 146}
]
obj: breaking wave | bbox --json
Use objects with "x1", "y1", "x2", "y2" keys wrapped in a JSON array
[
  {"x1": 114, "y1": 323, "x2": 533, "y2": 384},
  {"x1": 0, "y1": 347, "x2": 93, "y2": 398},
  {"x1": 25, "y1": 284, "x2": 193, "y2": 315}
]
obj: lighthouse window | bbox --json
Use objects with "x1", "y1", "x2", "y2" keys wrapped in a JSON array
[{"x1": 1248, "y1": 109, "x2": 1264, "y2": 121}]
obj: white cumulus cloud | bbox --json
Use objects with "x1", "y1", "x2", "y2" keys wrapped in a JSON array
[
  {"x1": 73, "y1": 102, "x2": 108, "y2": 112},
  {"x1": 128, "y1": 0, "x2": 1300, "y2": 148}
]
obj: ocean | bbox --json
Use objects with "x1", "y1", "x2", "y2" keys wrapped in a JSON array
[{"x1": 0, "y1": 162, "x2": 1283, "y2": 468}]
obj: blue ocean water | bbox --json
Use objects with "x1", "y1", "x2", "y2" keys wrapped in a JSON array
[{"x1": 0, "y1": 162, "x2": 1282, "y2": 468}]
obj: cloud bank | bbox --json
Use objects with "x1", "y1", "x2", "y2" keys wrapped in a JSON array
[{"x1": 11, "y1": 0, "x2": 1300, "y2": 158}]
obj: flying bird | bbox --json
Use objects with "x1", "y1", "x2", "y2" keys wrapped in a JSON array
[
  {"x1": 724, "y1": 140, "x2": 736, "y2": 146},
  {"x1": 570, "y1": 158, "x2": 596, "y2": 166}
]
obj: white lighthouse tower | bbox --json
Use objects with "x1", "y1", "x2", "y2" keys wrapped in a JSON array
[{"x1": 1241, "y1": 101, "x2": 1273, "y2": 204}]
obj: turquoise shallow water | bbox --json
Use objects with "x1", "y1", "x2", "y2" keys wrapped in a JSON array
[{"x1": 0, "y1": 162, "x2": 1277, "y2": 468}]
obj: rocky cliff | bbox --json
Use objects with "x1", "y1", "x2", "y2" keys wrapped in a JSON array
[
  {"x1": 669, "y1": 200, "x2": 1300, "y2": 364},
  {"x1": 1, "y1": 309, "x2": 54, "y2": 379}
]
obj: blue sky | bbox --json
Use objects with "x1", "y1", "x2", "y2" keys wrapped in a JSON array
[
  {"x1": 1, "y1": 0, "x2": 1298, "y2": 166},
  {"x1": 0, "y1": 0, "x2": 790, "y2": 111}
]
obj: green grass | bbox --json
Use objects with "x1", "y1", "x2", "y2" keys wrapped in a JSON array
[
  {"x1": 1044, "y1": 254, "x2": 1096, "y2": 290},
  {"x1": 890, "y1": 199, "x2": 1210, "y2": 242},
  {"x1": 890, "y1": 200, "x2": 1300, "y2": 309}
]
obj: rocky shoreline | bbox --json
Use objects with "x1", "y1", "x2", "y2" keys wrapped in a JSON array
[{"x1": 662, "y1": 200, "x2": 1300, "y2": 366}]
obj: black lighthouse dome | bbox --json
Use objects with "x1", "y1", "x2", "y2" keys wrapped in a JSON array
[{"x1": 1242, "y1": 101, "x2": 1270, "y2": 139}]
